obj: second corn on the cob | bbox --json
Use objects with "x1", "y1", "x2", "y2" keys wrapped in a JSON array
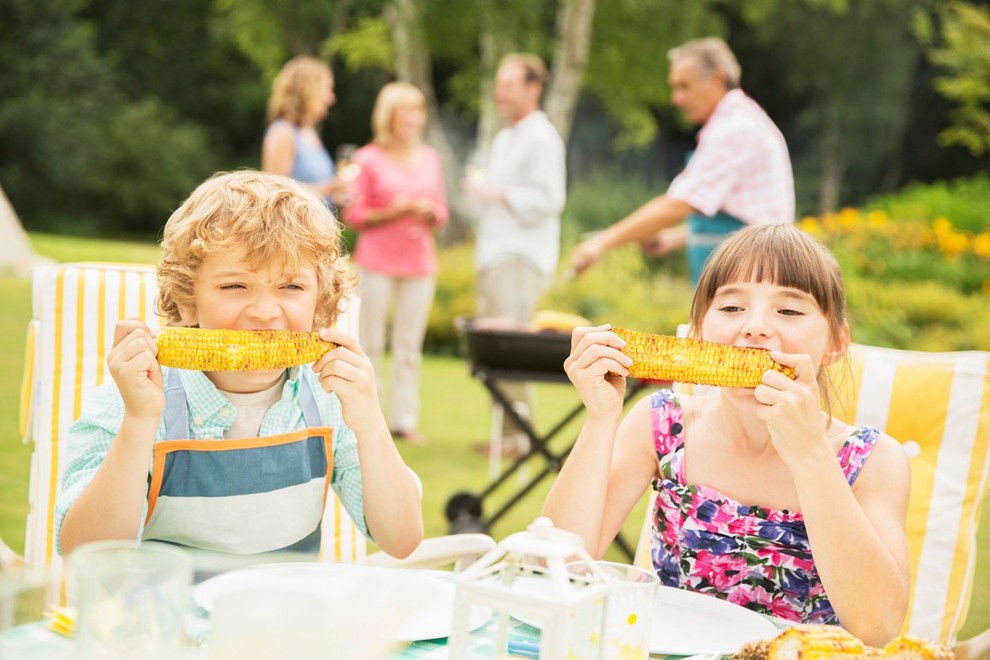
[
  {"x1": 157, "y1": 327, "x2": 334, "y2": 371},
  {"x1": 613, "y1": 327, "x2": 795, "y2": 388},
  {"x1": 767, "y1": 625, "x2": 867, "y2": 659}
]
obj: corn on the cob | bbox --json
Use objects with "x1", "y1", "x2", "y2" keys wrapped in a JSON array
[
  {"x1": 767, "y1": 625, "x2": 869, "y2": 660},
  {"x1": 530, "y1": 309, "x2": 591, "y2": 332},
  {"x1": 734, "y1": 628, "x2": 956, "y2": 660},
  {"x1": 613, "y1": 327, "x2": 795, "y2": 387},
  {"x1": 881, "y1": 635, "x2": 955, "y2": 660},
  {"x1": 156, "y1": 327, "x2": 334, "y2": 371}
]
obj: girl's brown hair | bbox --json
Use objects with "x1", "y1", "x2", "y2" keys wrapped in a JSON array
[
  {"x1": 157, "y1": 170, "x2": 356, "y2": 330},
  {"x1": 689, "y1": 224, "x2": 848, "y2": 417}
]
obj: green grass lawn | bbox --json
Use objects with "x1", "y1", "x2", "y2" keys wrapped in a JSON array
[{"x1": 2, "y1": 233, "x2": 988, "y2": 640}]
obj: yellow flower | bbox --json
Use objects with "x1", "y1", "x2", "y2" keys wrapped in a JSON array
[
  {"x1": 938, "y1": 230, "x2": 969, "y2": 258},
  {"x1": 866, "y1": 209, "x2": 888, "y2": 227},
  {"x1": 932, "y1": 216, "x2": 954, "y2": 236},
  {"x1": 838, "y1": 207, "x2": 859, "y2": 231},
  {"x1": 972, "y1": 233, "x2": 990, "y2": 259},
  {"x1": 798, "y1": 218, "x2": 821, "y2": 236}
]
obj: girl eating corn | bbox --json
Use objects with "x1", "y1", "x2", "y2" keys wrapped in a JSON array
[
  {"x1": 543, "y1": 224, "x2": 910, "y2": 646},
  {"x1": 56, "y1": 170, "x2": 424, "y2": 560}
]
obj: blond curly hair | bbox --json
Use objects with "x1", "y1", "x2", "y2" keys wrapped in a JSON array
[{"x1": 157, "y1": 170, "x2": 356, "y2": 330}]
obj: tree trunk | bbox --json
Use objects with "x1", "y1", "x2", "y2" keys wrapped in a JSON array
[
  {"x1": 544, "y1": 0, "x2": 596, "y2": 144},
  {"x1": 474, "y1": 29, "x2": 501, "y2": 162},
  {"x1": 385, "y1": 0, "x2": 471, "y2": 242},
  {"x1": 0, "y1": 185, "x2": 42, "y2": 277},
  {"x1": 819, "y1": 99, "x2": 846, "y2": 215}
]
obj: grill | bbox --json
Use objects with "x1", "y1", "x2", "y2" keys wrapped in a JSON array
[
  {"x1": 447, "y1": 317, "x2": 651, "y2": 560},
  {"x1": 456, "y1": 318, "x2": 572, "y2": 378}
]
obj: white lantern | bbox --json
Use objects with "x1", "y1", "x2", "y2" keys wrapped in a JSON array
[{"x1": 448, "y1": 517, "x2": 610, "y2": 660}]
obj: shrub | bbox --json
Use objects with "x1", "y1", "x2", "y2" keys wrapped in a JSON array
[
  {"x1": 800, "y1": 209, "x2": 990, "y2": 295},
  {"x1": 425, "y1": 241, "x2": 693, "y2": 354},
  {"x1": 559, "y1": 167, "x2": 658, "y2": 244},
  {"x1": 423, "y1": 175, "x2": 990, "y2": 356},
  {"x1": 865, "y1": 173, "x2": 990, "y2": 234}
]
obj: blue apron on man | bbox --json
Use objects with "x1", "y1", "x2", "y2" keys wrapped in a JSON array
[{"x1": 687, "y1": 210, "x2": 746, "y2": 285}]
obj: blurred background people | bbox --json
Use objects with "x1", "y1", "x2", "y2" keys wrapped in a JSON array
[
  {"x1": 343, "y1": 82, "x2": 448, "y2": 446},
  {"x1": 262, "y1": 55, "x2": 353, "y2": 210},
  {"x1": 570, "y1": 37, "x2": 794, "y2": 285},
  {"x1": 462, "y1": 53, "x2": 566, "y2": 456}
]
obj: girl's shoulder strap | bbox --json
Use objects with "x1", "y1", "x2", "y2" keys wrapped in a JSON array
[
  {"x1": 836, "y1": 425, "x2": 882, "y2": 486},
  {"x1": 649, "y1": 388, "x2": 686, "y2": 457}
]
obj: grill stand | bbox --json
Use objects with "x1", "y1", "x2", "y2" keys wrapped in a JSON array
[{"x1": 444, "y1": 363, "x2": 649, "y2": 561}]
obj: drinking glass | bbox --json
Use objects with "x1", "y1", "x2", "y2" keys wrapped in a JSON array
[
  {"x1": 335, "y1": 143, "x2": 362, "y2": 181},
  {"x1": 567, "y1": 560, "x2": 659, "y2": 660},
  {"x1": 70, "y1": 540, "x2": 192, "y2": 660}
]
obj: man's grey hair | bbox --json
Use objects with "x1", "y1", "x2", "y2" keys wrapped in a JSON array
[{"x1": 667, "y1": 37, "x2": 741, "y2": 89}]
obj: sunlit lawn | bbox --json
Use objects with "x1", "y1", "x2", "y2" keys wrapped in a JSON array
[{"x1": 1, "y1": 233, "x2": 987, "y2": 640}]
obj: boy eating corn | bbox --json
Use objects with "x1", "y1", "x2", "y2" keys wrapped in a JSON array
[{"x1": 56, "y1": 170, "x2": 424, "y2": 559}]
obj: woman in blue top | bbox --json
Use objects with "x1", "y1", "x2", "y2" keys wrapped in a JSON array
[{"x1": 262, "y1": 56, "x2": 352, "y2": 209}]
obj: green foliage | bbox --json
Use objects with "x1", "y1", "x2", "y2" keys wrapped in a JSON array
[
  {"x1": 928, "y1": 1, "x2": 990, "y2": 156},
  {"x1": 557, "y1": 167, "x2": 659, "y2": 244},
  {"x1": 212, "y1": 0, "x2": 352, "y2": 80},
  {"x1": 846, "y1": 278, "x2": 990, "y2": 351},
  {"x1": 540, "y1": 251, "x2": 693, "y2": 333},
  {"x1": 425, "y1": 243, "x2": 478, "y2": 354},
  {"x1": 584, "y1": 0, "x2": 726, "y2": 150},
  {"x1": 331, "y1": 16, "x2": 394, "y2": 73},
  {"x1": 864, "y1": 173, "x2": 990, "y2": 233},
  {"x1": 0, "y1": 0, "x2": 226, "y2": 236},
  {"x1": 83, "y1": 100, "x2": 220, "y2": 234},
  {"x1": 0, "y1": 0, "x2": 119, "y2": 230},
  {"x1": 742, "y1": 0, "x2": 923, "y2": 207},
  {"x1": 425, "y1": 240, "x2": 693, "y2": 355}
]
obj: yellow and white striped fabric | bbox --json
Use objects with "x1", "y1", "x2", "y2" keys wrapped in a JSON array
[
  {"x1": 632, "y1": 340, "x2": 990, "y2": 645},
  {"x1": 831, "y1": 343, "x2": 990, "y2": 644},
  {"x1": 20, "y1": 262, "x2": 366, "y2": 575},
  {"x1": 318, "y1": 294, "x2": 367, "y2": 565}
]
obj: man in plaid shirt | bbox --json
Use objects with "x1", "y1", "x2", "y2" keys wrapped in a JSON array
[{"x1": 570, "y1": 37, "x2": 794, "y2": 285}]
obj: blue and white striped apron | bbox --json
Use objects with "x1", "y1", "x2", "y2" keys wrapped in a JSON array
[{"x1": 143, "y1": 370, "x2": 334, "y2": 555}]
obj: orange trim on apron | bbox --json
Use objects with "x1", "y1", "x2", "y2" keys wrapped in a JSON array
[{"x1": 145, "y1": 427, "x2": 334, "y2": 524}]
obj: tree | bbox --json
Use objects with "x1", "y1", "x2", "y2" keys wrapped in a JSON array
[
  {"x1": 927, "y1": 1, "x2": 990, "y2": 157},
  {"x1": 343, "y1": 0, "x2": 597, "y2": 238},
  {"x1": 740, "y1": 0, "x2": 925, "y2": 214}
]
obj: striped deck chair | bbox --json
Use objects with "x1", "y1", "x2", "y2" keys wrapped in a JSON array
[
  {"x1": 633, "y1": 340, "x2": 990, "y2": 648},
  {"x1": 19, "y1": 262, "x2": 367, "y2": 583}
]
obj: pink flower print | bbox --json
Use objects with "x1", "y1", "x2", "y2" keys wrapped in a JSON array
[
  {"x1": 692, "y1": 551, "x2": 746, "y2": 591},
  {"x1": 754, "y1": 546, "x2": 787, "y2": 566}
]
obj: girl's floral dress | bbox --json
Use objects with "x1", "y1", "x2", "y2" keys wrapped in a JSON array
[{"x1": 648, "y1": 389, "x2": 879, "y2": 624}]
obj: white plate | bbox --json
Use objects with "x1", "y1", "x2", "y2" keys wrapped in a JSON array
[
  {"x1": 193, "y1": 563, "x2": 490, "y2": 643},
  {"x1": 510, "y1": 580, "x2": 778, "y2": 656}
]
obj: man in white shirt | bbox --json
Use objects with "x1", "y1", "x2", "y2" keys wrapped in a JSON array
[
  {"x1": 570, "y1": 37, "x2": 794, "y2": 285},
  {"x1": 464, "y1": 52, "x2": 567, "y2": 454}
]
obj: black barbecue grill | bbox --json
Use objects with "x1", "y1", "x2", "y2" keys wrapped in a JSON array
[{"x1": 447, "y1": 317, "x2": 655, "y2": 559}]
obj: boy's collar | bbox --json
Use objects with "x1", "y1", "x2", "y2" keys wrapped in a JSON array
[{"x1": 172, "y1": 366, "x2": 304, "y2": 423}]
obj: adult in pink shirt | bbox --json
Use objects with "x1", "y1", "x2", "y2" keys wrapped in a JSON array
[
  {"x1": 344, "y1": 82, "x2": 448, "y2": 445},
  {"x1": 570, "y1": 37, "x2": 794, "y2": 285}
]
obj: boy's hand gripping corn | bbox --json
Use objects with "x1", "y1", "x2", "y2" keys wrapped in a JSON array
[
  {"x1": 612, "y1": 327, "x2": 796, "y2": 387},
  {"x1": 156, "y1": 327, "x2": 335, "y2": 371}
]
